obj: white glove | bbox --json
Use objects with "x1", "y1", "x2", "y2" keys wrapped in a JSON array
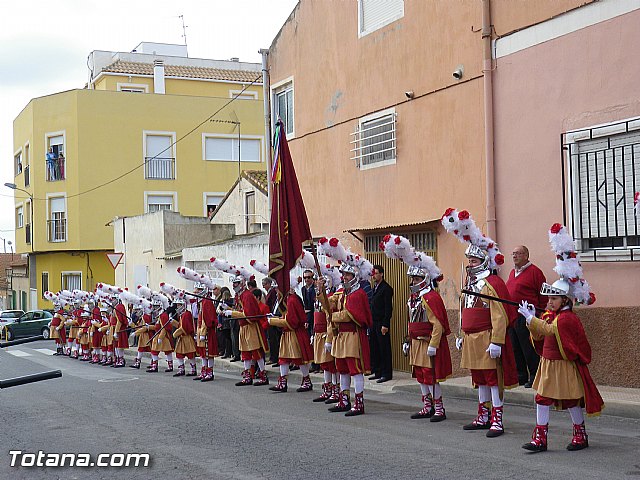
[
  {"x1": 518, "y1": 300, "x2": 536, "y2": 325},
  {"x1": 427, "y1": 346, "x2": 437, "y2": 356},
  {"x1": 56, "y1": 326, "x2": 63, "y2": 331},
  {"x1": 455, "y1": 337, "x2": 463, "y2": 350},
  {"x1": 157, "y1": 338, "x2": 163, "y2": 345},
  {"x1": 224, "y1": 310, "x2": 233, "y2": 317},
  {"x1": 199, "y1": 336, "x2": 206, "y2": 341},
  {"x1": 310, "y1": 335, "x2": 315, "y2": 344},
  {"x1": 324, "y1": 342, "x2": 332, "y2": 353},
  {"x1": 486, "y1": 343, "x2": 502, "y2": 359},
  {"x1": 402, "y1": 341, "x2": 410, "y2": 356},
  {"x1": 90, "y1": 333, "x2": 93, "y2": 338}
]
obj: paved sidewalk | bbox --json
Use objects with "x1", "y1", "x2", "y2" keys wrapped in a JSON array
[{"x1": 123, "y1": 347, "x2": 640, "y2": 419}]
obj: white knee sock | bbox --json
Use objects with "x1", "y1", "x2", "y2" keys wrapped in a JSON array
[
  {"x1": 166, "y1": 353, "x2": 173, "y2": 362},
  {"x1": 206, "y1": 358, "x2": 212, "y2": 368},
  {"x1": 324, "y1": 370, "x2": 332, "y2": 383},
  {"x1": 257, "y1": 358, "x2": 265, "y2": 370},
  {"x1": 478, "y1": 385, "x2": 491, "y2": 403},
  {"x1": 243, "y1": 360, "x2": 252, "y2": 370},
  {"x1": 353, "y1": 374, "x2": 365, "y2": 394},
  {"x1": 569, "y1": 406, "x2": 584, "y2": 425},
  {"x1": 152, "y1": 354, "x2": 158, "y2": 362},
  {"x1": 280, "y1": 364, "x2": 290, "y2": 376},
  {"x1": 419, "y1": 383, "x2": 429, "y2": 396},
  {"x1": 490, "y1": 386, "x2": 503, "y2": 407},
  {"x1": 300, "y1": 364, "x2": 310, "y2": 376},
  {"x1": 177, "y1": 358, "x2": 185, "y2": 366},
  {"x1": 332, "y1": 373, "x2": 338, "y2": 384},
  {"x1": 340, "y1": 373, "x2": 351, "y2": 391},
  {"x1": 536, "y1": 404, "x2": 550, "y2": 425},
  {"x1": 136, "y1": 351, "x2": 143, "y2": 360},
  {"x1": 433, "y1": 383, "x2": 442, "y2": 399}
]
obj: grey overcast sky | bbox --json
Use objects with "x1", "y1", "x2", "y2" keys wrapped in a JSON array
[{"x1": 0, "y1": 0, "x2": 298, "y2": 250}]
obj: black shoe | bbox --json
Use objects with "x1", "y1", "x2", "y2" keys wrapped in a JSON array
[
  {"x1": 524, "y1": 381, "x2": 533, "y2": 388},
  {"x1": 463, "y1": 422, "x2": 491, "y2": 431},
  {"x1": 430, "y1": 413, "x2": 447, "y2": 423},
  {"x1": 486, "y1": 428, "x2": 504, "y2": 438},
  {"x1": 290, "y1": 365, "x2": 300, "y2": 371},
  {"x1": 229, "y1": 357, "x2": 239, "y2": 362},
  {"x1": 522, "y1": 442, "x2": 547, "y2": 453},
  {"x1": 376, "y1": 377, "x2": 390, "y2": 384},
  {"x1": 368, "y1": 374, "x2": 380, "y2": 380},
  {"x1": 272, "y1": 363, "x2": 281, "y2": 368}
]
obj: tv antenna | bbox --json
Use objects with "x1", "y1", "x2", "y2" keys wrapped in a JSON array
[{"x1": 179, "y1": 14, "x2": 189, "y2": 56}]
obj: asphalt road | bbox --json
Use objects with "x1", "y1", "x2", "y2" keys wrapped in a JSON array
[{"x1": 0, "y1": 341, "x2": 639, "y2": 480}]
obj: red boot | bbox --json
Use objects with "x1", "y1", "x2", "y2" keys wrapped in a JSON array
[
  {"x1": 253, "y1": 370, "x2": 269, "y2": 386},
  {"x1": 567, "y1": 423, "x2": 589, "y2": 451},
  {"x1": 173, "y1": 364, "x2": 185, "y2": 377},
  {"x1": 129, "y1": 358, "x2": 141, "y2": 369},
  {"x1": 186, "y1": 364, "x2": 198, "y2": 377},
  {"x1": 146, "y1": 360, "x2": 158, "y2": 373},
  {"x1": 486, "y1": 406, "x2": 504, "y2": 437},
  {"x1": 411, "y1": 394, "x2": 434, "y2": 419},
  {"x1": 201, "y1": 367, "x2": 214, "y2": 382},
  {"x1": 463, "y1": 402, "x2": 491, "y2": 430},
  {"x1": 193, "y1": 366, "x2": 205, "y2": 380},
  {"x1": 328, "y1": 390, "x2": 351, "y2": 412},
  {"x1": 430, "y1": 397, "x2": 446, "y2": 422},
  {"x1": 269, "y1": 375, "x2": 288, "y2": 392},
  {"x1": 345, "y1": 392, "x2": 365, "y2": 417},
  {"x1": 164, "y1": 360, "x2": 173, "y2": 373},
  {"x1": 296, "y1": 375, "x2": 313, "y2": 392},
  {"x1": 235, "y1": 369, "x2": 253, "y2": 386},
  {"x1": 313, "y1": 382, "x2": 332, "y2": 402},
  {"x1": 325, "y1": 383, "x2": 340, "y2": 404},
  {"x1": 523, "y1": 424, "x2": 548, "y2": 452}
]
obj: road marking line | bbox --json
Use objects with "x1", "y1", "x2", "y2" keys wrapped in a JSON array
[
  {"x1": 34, "y1": 348, "x2": 57, "y2": 355},
  {"x1": 7, "y1": 350, "x2": 32, "y2": 357}
]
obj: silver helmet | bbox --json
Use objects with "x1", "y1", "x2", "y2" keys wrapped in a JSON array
[
  {"x1": 339, "y1": 263, "x2": 359, "y2": 293},
  {"x1": 173, "y1": 298, "x2": 186, "y2": 314},
  {"x1": 407, "y1": 265, "x2": 429, "y2": 294},
  {"x1": 465, "y1": 244, "x2": 490, "y2": 276},
  {"x1": 232, "y1": 275, "x2": 246, "y2": 294},
  {"x1": 540, "y1": 278, "x2": 570, "y2": 297}
]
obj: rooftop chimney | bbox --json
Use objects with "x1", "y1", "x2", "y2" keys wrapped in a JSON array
[{"x1": 153, "y1": 60, "x2": 165, "y2": 94}]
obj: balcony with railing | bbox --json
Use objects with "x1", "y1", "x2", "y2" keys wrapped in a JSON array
[
  {"x1": 46, "y1": 155, "x2": 66, "y2": 181},
  {"x1": 47, "y1": 218, "x2": 67, "y2": 242},
  {"x1": 145, "y1": 157, "x2": 175, "y2": 180}
]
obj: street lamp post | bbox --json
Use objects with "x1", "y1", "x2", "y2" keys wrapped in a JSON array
[{"x1": 4, "y1": 183, "x2": 34, "y2": 253}]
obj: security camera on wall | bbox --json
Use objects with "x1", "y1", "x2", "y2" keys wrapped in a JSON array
[
  {"x1": 452, "y1": 65, "x2": 464, "y2": 80},
  {"x1": 404, "y1": 91, "x2": 415, "y2": 99}
]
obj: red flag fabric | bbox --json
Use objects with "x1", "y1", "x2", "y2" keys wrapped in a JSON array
[{"x1": 269, "y1": 120, "x2": 312, "y2": 295}]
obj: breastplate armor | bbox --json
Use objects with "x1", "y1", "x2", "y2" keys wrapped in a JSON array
[
  {"x1": 407, "y1": 297, "x2": 426, "y2": 323},
  {"x1": 463, "y1": 277, "x2": 489, "y2": 309}
]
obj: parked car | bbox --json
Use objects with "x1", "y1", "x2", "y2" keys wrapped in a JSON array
[
  {"x1": 1, "y1": 310, "x2": 54, "y2": 341},
  {"x1": 0, "y1": 310, "x2": 25, "y2": 322}
]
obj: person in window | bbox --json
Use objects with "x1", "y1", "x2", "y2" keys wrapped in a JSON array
[
  {"x1": 207, "y1": 207, "x2": 215, "y2": 221},
  {"x1": 46, "y1": 147, "x2": 57, "y2": 181},
  {"x1": 57, "y1": 151, "x2": 65, "y2": 180}
]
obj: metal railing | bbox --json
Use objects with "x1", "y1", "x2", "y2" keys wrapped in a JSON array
[
  {"x1": 144, "y1": 157, "x2": 175, "y2": 179},
  {"x1": 351, "y1": 114, "x2": 397, "y2": 168},
  {"x1": 47, "y1": 218, "x2": 67, "y2": 242},
  {"x1": 561, "y1": 119, "x2": 640, "y2": 261},
  {"x1": 46, "y1": 157, "x2": 66, "y2": 181}
]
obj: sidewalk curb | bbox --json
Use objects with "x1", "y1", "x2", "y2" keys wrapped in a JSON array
[{"x1": 122, "y1": 348, "x2": 640, "y2": 420}]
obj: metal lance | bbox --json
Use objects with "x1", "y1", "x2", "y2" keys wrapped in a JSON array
[{"x1": 461, "y1": 289, "x2": 545, "y2": 314}]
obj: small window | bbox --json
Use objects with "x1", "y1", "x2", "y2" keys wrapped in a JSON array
[
  {"x1": 16, "y1": 206, "x2": 24, "y2": 229},
  {"x1": 41, "y1": 272, "x2": 49, "y2": 298},
  {"x1": 351, "y1": 109, "x2": 397, "y2": 169},
  {"x1": 117, "y1": 83, "x2": 149, "y2": 93},
  {"x1": 61, "y1": 272, "x2": 81, "y2": 291},
  {"x1": 48, "y1": 196, "x2": 66, "y2": 242},
  {"x1": 14, "y1": 151, "x2": 23, "y2": 176},
  {"x1": 205, "y1": 194, "x2": 224, "y2": 219},
  {"x1": 273, "y1": 82, "x2": 294, "y2": 136},
  {"x1": 245, "y1": 191, "x2": 256, "y2": 233},
  {"x1": 204, "y1": 136, "x2": 261, "y2": 162},
  {"x1": 146, "y1": 194, "x2": 174, "y2": 213},
  {"x1": 229, "y1": 90, "x2": 258, "y2": 100},
  {"x1": 144, "y1": 133, "x2": 175, "y2": 179},
  {"x1": 358, "y1": 0, "x2": 404, "y2": 38}
]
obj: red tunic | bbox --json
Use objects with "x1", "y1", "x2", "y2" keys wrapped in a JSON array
[
  {"x1": 506, "y1": 264, "x2": 547, "y2": 310},
  {"x1": 201, "y1": 298, "x2": 219, "y2": 357},
  {"x1": 115, "y1": 303, "x2": 129, "y2": 348},
  {"x1": 91, "y1": 307, "x2": 103, "y2": 348},
  {"x1": 342, "y1": 288, "x2": 372, "y2": 372},
  {"x1": 487, "y1": 275, "x2": 519, "y2": 388},
  {"x1": 282, "y1": 294, "x2": 314, "y2": 363},
  {"x1": 237, "y1": 289, "x2": 269, "y2": 352}
]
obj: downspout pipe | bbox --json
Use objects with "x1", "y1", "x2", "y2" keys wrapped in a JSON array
[
  {"x1": 259, "y1": 49, "x2": 272, "y2": 220},
  {"x1": 482, "y1": 0, "x2": 497, "y2": 240}
]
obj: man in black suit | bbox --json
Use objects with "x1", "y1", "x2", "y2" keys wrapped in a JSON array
[{"x1": 369, "y1": 265, "x2": 394, "y2": 383}]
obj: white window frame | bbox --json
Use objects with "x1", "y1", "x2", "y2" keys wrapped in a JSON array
[
  {"x1": 229, "y1": 89, "x2": 258, "y2": 100},
  {"x1": 144, "y1": 191, "x2": 178, "y2": 214},
  {"x1": 41, "y1": 271, "x2": 49, "y2": 298},
  {"x1": 61, "y1": 271, "x2": 82, "y2": 291},
  {"x1": 45, "y1": 130, "x2": 66, "y2": 155},
  {"x1": 46, "y1": 192, "x2": 67, "y2": 242},
  {"x1": 202, "y1": 134, "x2": 263, "y2": 163},
  {"x1": 203, "y1": 192, "x2": 226, "y2": 218},
  {"x1": 351, "y1": 107, "x2": 397, "y2": 170},
  {"x1": 143, "y1": 131, "x2": 177, "y2": 180},
  {"x1": 271, "y1": 77, "x2": 294, "y2": 139},
  {"x1": 564, "y1": 116, "x2": 640, "y2": 261},
  {"x1": 14, "y1": 148, "x2": 22, "y2": 176},
  {"x1": 117, "y1": 83, "x2": 149, "y2": 93},
  {"x1": 358, "y1": 0, "x2": 404, "y2": 38},
  {"x1": 16, "y1": 204, "x2": 24, "y2": 229}
]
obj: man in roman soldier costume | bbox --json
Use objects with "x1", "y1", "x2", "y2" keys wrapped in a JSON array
[
  {"x1": 45, "y1": 292, "x2": 66, "y2": 355},
  {"x1": 319, "y1": 237, "x2": 373, "y2": 417},
  {"x1": 171, "y1": 298, "x2": 198, "y2": 377},
  {"x1": 381, "y1": 234, "x2": 452, "y2": 422},
  {"x1": 112, "y1": 294, "x2": 129, "y2": 368},
  {"x1": 213, "y1": 258, "x2": 269, "y2": 387},
  {"x1": 147, "y1": 293, "x2": 174, "y2": 373},
  {"x1": 519, "y1": 223, "x2": 603, "y2": 453},
  {"x1": 267, "y1": 269, "x2": 314, "y2": 393},
  {"x1": 442, "y1": 209, "x2": 519, "y2": 437},
  {"x1": 78, "y1": 307, "x2": 92, "y2": 361},
  {"x1": 131, "y1": 300, "x2": 152, "y2": 369},
  {"x1": 89, "y1": 299, "x2": 103, "y2": 364},
  {"x1": 98, "y1": 301, "x2": 115, "y2": 366},
  {"x1": 67, "y1": 300, "x2": 82, "y2": 359}
]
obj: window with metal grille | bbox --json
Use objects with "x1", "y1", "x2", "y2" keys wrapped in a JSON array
[
  {"x1": 144, "y1": 133, "x2": 175, "y2": 179},
  {"x1": 562, "y1": 120, "x2": 640, "y2": 260},
  {"x1": 358, "y1": 0, "x2": 404, "y2": 38},
  {"x1": 48, "y1": 197, "x2": 66, "y2": 242},
  {"x1": 351, "y1": 109, "x2": 396, "y2": 170},
  {"x1": 61, "y1": 273, "x2": 82, "y2": 291}
]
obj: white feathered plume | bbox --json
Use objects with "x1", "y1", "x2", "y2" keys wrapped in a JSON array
[
  {"x1": 318, "y1": 237, "x2": 373, "y2": 281},
  {"x1": 548, "y1": 223, "x2": 595, "y2": 305},
  {"x1": 151, "y1": 292, "x2": 170, "y2": 310},
  {"x1": 44, "y1": 291, "x2": 58, "y2": 304},
  {"x1": 249, "y1": 259, "x2": 270, "y2": 276},
  {"x1": 380, "y1": 234, "x2": 442, "y2": 282},
  {"x1": 119, "y1": 290, "x2": 141, "y2": 305},
  {"x1": 136, "y1": 285, "x2": 153, "y2": 299},
  {"x1": 441, "y1": 208, "x2": 505, "y2": 271}
]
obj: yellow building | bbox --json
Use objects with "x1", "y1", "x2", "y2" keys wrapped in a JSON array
[{"x1": 11, "y1": 42, "x2": 266, "y2": 308}]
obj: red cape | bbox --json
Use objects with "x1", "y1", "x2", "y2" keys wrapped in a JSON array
[
  {"x1": 486, "y1": 275, "x2": 519, "y2": 389},
  {"x1": 421, "y1": 289, "x2": 453, "y2": 382},
  {"x1": 344, "y1": 288, "x2": 372, "y2": 373},
  {"x1": 285, "y1": 294, "x2": 314, "y2": 363}
]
